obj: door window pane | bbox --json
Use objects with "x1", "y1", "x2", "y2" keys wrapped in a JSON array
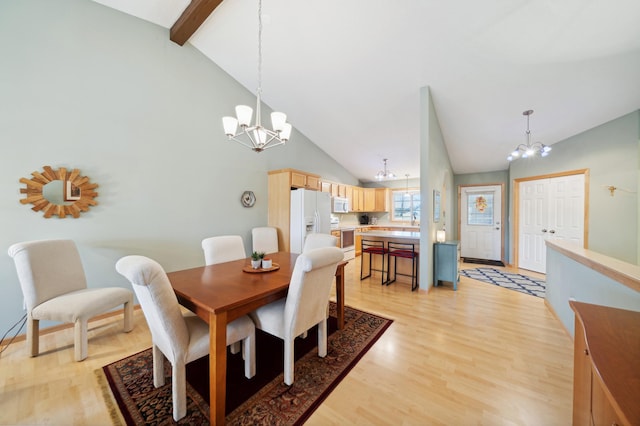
[{"x1": 467, "y1": 193, "x2": 493, "y2": 225}]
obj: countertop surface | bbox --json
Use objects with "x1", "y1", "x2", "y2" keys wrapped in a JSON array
[
  {"x1": 336, "y1": 224, "x2": 420, "y2": 231},
  {"x1": 356, "y1": 230, "x2": 420, "y2": 239}
]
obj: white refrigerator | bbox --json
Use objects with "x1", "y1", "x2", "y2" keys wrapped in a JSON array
[{"x1": 290, "y1": 189, "x2": 331, "y2": 253}]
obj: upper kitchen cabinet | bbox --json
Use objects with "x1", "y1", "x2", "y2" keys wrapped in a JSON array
[
  {"x1": 363, "y1": 188, "x2": 388, "y2": 212},
  {"x1": 351, "y1": 186, "x2": 364, "y2": 212},
  {"x1": 321, "y1": 181, "x2": 331, "y2": 193},
  {"x1": 289, "y1": 169, "x2": 320, "y2": 190},
  {"x1": 374, "y1": 188, "x2": 388, "y2": 212}
]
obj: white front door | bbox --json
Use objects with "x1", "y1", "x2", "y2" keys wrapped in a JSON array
[
  {"x1": 460, "y1": 185, "x2": 503, "y2": 262},
  {"x1": 518, "y1": 174, "x2": 585, "y2": 273}
]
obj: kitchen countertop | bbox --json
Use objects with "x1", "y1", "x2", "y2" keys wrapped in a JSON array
[
  {"x1": 355, "y1": 230, "x2": 420, "y2": 239},
  {"x1": 336, "y1": 224, "x2": 420, "y2": 230}
]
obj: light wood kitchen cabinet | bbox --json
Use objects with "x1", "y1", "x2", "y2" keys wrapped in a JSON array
[
  {"x1": 363, "y1": 188, "x2": 375, "y2": 212},
  {"x1": 321, "y1": 181, "x2": 332, "y2": 193},
  {"x1": 351, "y1": 186, "x2": 364, "y2": 212},
  {"x1": 374, "y1": 188, "x2": 388, "y2": 212},
  {"x1": 267, "y1": 168, "x2": 320, "y2": 252},
  {"x1": 570, "y1": 301, "x2": 639, "y2": 426},
  {"x1": 330, "y1": 230, "x2": 341, "y2": 247},
  {"x1": 290, "y1": 170, "x2": 320, "y2": 190},
  {"x1": 345, "y1": 185, "x2": 353, "y2": 207}
]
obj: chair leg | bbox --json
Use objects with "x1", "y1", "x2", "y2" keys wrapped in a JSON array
[
  {"x1": 123, "y1": 300, "x2": 133, "y2": 333},
  {"x1": 171, "y1": 361, "x2": 187, "y2": 421},
  {"x1": 283, "y1": 338, "x2": 295, "y2": 386},
  {"x1": 243, "y1": 332, "x2": 256, "y2": 379},
  {"x1": 152, "y1": 345, "x2": 165, "y2": 387},
  {"x1": 74, "y1": 320, "x2": 88, "y2": 361},
  {"x1": 229, "y1": 341, "x2": 241, "y2": 354},
  {"x1": 27, "y1": 316, "x2": 39, "y2": 357},
  {"x1": 317, "y1": 319, "x2": 327, "y2": 357}
]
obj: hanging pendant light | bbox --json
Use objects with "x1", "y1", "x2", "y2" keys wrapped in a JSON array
[
  {"x1": 222, "y1": 0, "x2": 292, "y2": 152},
  {"x1": 507, "y1": 110, "x2": 551, "y2": 161},
  {"x1": 404, "y1": 174, "x2": 410, "y2": 196},
  {"x1": 375, "y1": 159, "x2": 396, "y2": 181}
]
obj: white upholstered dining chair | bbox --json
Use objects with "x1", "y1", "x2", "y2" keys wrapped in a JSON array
[
  {"x1": 116, "y1": 255, "x2": 255, "y2": 421},
  {"x1": 302, "y1": 233, "x2": 339, "y2": 253},
  {"x1": 7, "y1": 239, "x2": 133, "y2": 361},
  {"x1": 251, "y1": 226, "x2": 279, "y2": 254},
  {"x1": 250, "y1": 247, "x2": 344, "y2": 385},
  {"x1": 202, "y1": 235, "x2": 246, "y2": 265}
]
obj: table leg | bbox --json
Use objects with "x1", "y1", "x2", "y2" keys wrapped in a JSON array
[
  {"x1": 335, "y1": 263, "x2": 345, "y2": 329},
  {"x1": 209, "y1": 311, "x2": 227, "y2": 425}
]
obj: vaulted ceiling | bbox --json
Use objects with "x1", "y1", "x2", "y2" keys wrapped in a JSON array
[{"x1": 94, "y1": 0, "x2": 640, "y2": 182}]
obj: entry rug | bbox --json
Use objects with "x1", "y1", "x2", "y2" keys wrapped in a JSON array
[
  {"x1": 98, "y1": 302, "x2": 392, "y2": 425},
  {"x1": 460, "y1": 267, "x2": 546, "y2": 298}
]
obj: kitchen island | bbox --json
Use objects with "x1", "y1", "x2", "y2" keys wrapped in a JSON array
[{"x1": 356, "y1": 229, "x2": 420, "y2": 288}]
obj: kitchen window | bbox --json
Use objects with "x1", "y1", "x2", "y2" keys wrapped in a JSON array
[{"x1": 391, "y1": 189, "x2": 421, "y2": 223}]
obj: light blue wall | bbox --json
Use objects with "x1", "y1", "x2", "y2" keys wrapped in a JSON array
[
  {"x1": 453, "y1": 170, "x2": 509, "y2": 255},
  {"x1": 509, "y1": 111, "x2": 640, "y2": 265},
  {"x1": 420, "y1": 86, "x2": 455, "y2": 289},
  {"x1": 0, "y1": 0, "x2": 357, "y2": 334},
  {"x1": 546, "y1": 246, "x2": 640, "y2": 336}
]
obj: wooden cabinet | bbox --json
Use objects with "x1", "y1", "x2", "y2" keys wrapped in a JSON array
[
  {"x1": 355, "y1": 233, "x2": 362, "y2": 256},
  {"x1": 570, "y1": 301, "x2": 639, "y2": 426},
  {"x1": 267, "y1": 168, "x2": 321, "y2": 252},
  {"x1": 351, "y1": 186, "x2": 364, "y2": 212},
  {"x1": 331, "y1": 230, "x2": 341, "y2": 247},
  {"x1": 363, "y1": 188, "x2": 375, "y2": 212},
  {"x1": 374, "y1": 188, "x2": 388, "y2": 212},
  {"x1": 290, "y1": 170, "x2": 320, "y2": 190},
  {"x1": 321, "y1": 181, "x2": 332, "y2": 193},
  {"x1": 434, "y1": 241, "x2": 460, "y2": 290}
]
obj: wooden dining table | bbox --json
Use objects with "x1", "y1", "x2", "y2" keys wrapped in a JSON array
[{"x1": 167, "y1": 251, "x2": 348, "y2": 425}]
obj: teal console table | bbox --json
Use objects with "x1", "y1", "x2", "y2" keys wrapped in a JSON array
[{"x1": 434, "y1": 241, "x2": 460, "y2": 290}]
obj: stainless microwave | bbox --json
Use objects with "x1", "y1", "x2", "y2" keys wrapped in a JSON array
[{"x1": 332, "y1": 197, "x2": 349, "y2": 213}]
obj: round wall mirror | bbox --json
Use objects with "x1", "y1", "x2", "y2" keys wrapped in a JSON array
[{"x1": 19, "y1": 165, "x2": 98, "y2": 218}]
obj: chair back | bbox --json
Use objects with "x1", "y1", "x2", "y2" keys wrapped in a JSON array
[
  {"x1": 116, "y1": 255, "x2": 189, "y2": 360},
  {"x1": 302, "y1": 233, "x2": 339, "y2": 253},
  {"x1": 202, "y1": 235, "x2": 246, "y2": 265},
  {"x1": 251, "y1": 227, "x2": 279, "y2": 254},
  {"x1": 8, "y1": 239, "x2": 87, "y2": 311},
  {"x1": 284, "y1": 247, "x2": 344, "y2": 338}
]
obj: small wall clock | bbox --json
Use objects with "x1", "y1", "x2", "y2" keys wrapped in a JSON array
[{"x1": 241, "y1": 191, "x2": 256, "y2": 207}]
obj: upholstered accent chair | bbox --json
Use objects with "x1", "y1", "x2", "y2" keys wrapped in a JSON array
[
  {"x1": 250, "y1": 247, "x2": 344, "y2": 385},
  {"x1": 302, "y1": 233, "x2": 339, "y2": 253},
  {"x1": 251, "y1": 226, "x2": 279, "y2": 254},
  {"x1": 201, "y1": 235, "x2": 246, "y2": 265},
  {"x1": 8, "y1": 239, "x2": 133, "y2": 361},
  {"x1": 116, "y1": 255, "x2": 255, "y2": 421}
]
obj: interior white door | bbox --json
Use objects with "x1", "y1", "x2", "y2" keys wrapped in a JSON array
[
  {"x1": 518, "y1": 180, "x2": 548, "y2": 273},
  {"x1": 460, "y1": 185, "x2": 502, "y2": 261},
  {"x1": 518, "y1": 174, "x2": 585, "y2": 273}
]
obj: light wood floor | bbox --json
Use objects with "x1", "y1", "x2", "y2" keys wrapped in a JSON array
[{"x1": 0, "y1": 259, "x2": 574, "y2": 425}]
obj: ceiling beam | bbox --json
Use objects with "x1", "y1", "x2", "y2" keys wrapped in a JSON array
[{"x1": 170, "y1": 0, "x2": 224, "y2": 46}]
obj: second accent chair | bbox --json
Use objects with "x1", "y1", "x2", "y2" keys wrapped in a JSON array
[
  {"x1": 7, "y1": 239, "x2": 133, "y2": 361},
  {"x1": 250, "y1": 247, "x2": 344, "y2": 385},
  {"x1": 302, "y1": 232, "x2": 339, "y2": 253},
  {"x1": 251, "y1": 226, "x2": 279, "y2": 254},
  {"x1": 202, "y1": 235, "x2": 246, "y2": 265},
  {"x1": 116, "y1": 255, "x2": 255, "y2": 421}
]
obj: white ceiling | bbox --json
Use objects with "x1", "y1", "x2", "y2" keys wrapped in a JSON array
[{"x1": 94, "y1": 0, "x2": 640, "y2": 182}]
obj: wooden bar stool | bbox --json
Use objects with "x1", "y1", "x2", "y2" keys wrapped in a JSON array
[
  {"x1": 360, "y1": 239, "x2": 388, "y2": 285},
  {"x1": 387, "y1": 242, "x2": 419, "y2": 291}
]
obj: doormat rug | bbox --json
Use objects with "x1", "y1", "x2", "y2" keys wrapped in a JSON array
[
  {"x1": 98, "y1": 302, "x2": 392, "y2": 425},
  {"x1": 460, "y1": 267, "x2": 545, "y2": 298}
]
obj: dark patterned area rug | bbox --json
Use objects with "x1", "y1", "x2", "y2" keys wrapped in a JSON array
[
  {"x1": 460, "y1": 267, "x2": 546, "y2": 298},
  {"x1": 98, "y1": 302, "x2": 392, "y2": 425}
]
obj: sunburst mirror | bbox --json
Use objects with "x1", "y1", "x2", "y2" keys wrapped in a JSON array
[{"x1": 19, "y1": 165, "x2": 98, "y2": 218}]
